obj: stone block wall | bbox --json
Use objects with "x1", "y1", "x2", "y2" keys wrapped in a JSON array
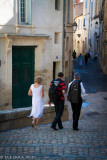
[{"x1": 0, "y1": 105, "x2": 68, "y2": 132}]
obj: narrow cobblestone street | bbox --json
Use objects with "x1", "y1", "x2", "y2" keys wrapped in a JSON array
[{"x1": 0, "y1": 59, "x2": 107, "y2": 160}]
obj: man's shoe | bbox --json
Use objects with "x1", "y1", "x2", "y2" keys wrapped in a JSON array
[
  {"x1": 73, "y1": 128, "x2": 79, "y2": 131},
  {"x1": 59, "y1": 126, "x2": 64, "y2": 129},
  {"x1": 51, "y1": 126, "x2": 58, "y2": 130}
]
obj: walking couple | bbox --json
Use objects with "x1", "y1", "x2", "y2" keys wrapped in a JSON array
[
  {"x1": 49, "y1": 72, "x2": 85, "y2": 131},
  {"x1": 28, "y1": 72, "x2": 85, "y2": 131}
]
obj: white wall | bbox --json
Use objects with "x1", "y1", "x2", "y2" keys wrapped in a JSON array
[
  {"x1": 0, "y1": 0, "x2": 63, "y2": 108},
  {"x1": 0, "y1": 0, "x2": 63, "y2": 37},
  {"x1": 0, "y1": 38, "x2": 7, "y2": 106},
  {"x1": 0, "y1": 0, "x2": 15, "y2": 25},
  {"x1": 0, "y1": 0, "x2": 63, "y2": 60},
  {"x1": 0, "y1": 0, "x2": 63, "y2": 63}
]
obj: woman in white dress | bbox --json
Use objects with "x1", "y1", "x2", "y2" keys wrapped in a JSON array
[{"x1": 28, "y1": 76, "x2": 44, "y2": 129}]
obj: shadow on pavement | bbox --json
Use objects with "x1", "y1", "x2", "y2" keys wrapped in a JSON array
[{"x1": 73, "y1": 58, "x2": 107, "y2": 93}]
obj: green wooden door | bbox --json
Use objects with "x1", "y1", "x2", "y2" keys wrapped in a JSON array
[{"x1": 12, "y1": 46, "x2": 34, "y2": 108}]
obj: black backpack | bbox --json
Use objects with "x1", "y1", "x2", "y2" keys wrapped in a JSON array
[
  {"x1": 48, "y1": 80, "x2": 60, "y2": 103},
  {"x1": 67, "y1": 80, "x2": 81, "y2": 103}
]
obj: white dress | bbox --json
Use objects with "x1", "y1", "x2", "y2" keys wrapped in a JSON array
[{"x1": 29, "y1": 84, "x2": 44, "y2": 118}]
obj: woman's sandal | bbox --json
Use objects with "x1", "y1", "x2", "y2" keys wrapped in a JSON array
[
  {"x1": 35, "y1": 126, "x2": 37, "y2": 129},
  {"x1": 32, "y1": 121, "x2": 35, "y2": 128}
]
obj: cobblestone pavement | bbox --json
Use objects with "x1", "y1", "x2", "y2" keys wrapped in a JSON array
[
  {"x1": 0, "y1": 116, "x2": 107, "y2": 160},
  {"x1": 0, "y1": 59, "x2": 107, "y2": 160},
  {"x1": 66, "y1": 58, "x2": 107, "y2": 121}
]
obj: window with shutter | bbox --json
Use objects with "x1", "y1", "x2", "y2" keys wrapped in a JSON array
[
  {"x1": 83, "y1": 18, "x2": 85, "y2": 27},
  {"x1": 83, "y1": 18, "x2": 87, "y2": 28},
  {"x1": 55, "y1": 0, "x2": 60, "y2": 11},
  {"x1": 19, "y1": 0, "x2": 32, "y2": 25},
  {"x1": 20, "y1": 0, "x2": 26, "y2": 23}
]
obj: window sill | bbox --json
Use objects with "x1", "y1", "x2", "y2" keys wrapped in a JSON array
[
  {"x1": 15, "y1": 24, "x2": 35, "y2": 29},
  {"x1": 55, "y1": 9, "x2": 62, "y2": 13},
  {"x1": 54, "y1": 43, "x2": 61, "y2": 45},
  {"x1": 66, "y1": 24, "x2": 72, "y2": 27},
  {"x1": 55, "y1": 9, "x2": 61, "y2": 11}
]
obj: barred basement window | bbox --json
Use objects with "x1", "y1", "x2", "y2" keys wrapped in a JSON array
[
  {"x1": 55, "y1": 0, "x2": 60, "y2": 11},
  {"x1": 54, "y1": 32, "x2": 60, "y2": 44},
  {"x1": 19, "y1": 0, "x2": 31, "y2": 24}
]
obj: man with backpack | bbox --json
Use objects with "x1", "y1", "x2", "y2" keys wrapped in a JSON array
[
  {"x1": 49, "y1": 72, "x2": 66, "y2": 130},
  {"x1": 67, "y1": 72, "x2": 85, "y2": 130}
]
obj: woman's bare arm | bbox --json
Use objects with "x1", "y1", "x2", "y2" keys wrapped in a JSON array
[
  {"x1": 41, "y1": 87, "x2": 44, "y2": 97},
  {"x1": 28, "y1": 87, "x2": 32, "y2": 96}
]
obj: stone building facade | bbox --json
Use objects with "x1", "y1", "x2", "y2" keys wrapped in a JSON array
[
  {"x1": 73, "y1": 0, "x2": 107, "y2": 74},
  {"x1": 99, "y1": 0, "x2": 107, "y2": 74},
  {"x1": 88, "y1": 0, "x2": 107, "y2": 74},
  {"x1": 0, "y1": 0, "x2": 64, "y2": 109},
  {"x1": 82, "y1": 0, "x2": 91, "y2": 54},
  {"x1": 74, "y1": 0, "x2": 101, "y2": 55},
  {"x1": 89, "y1": 0, "x2": 100, "y2": 54},
  {"x1": 64, "y1": 0, "x2": 73, "y2": 85},
  {"x1": 73, "y1": 0, "x2": 91, "y2": 56},
  {"x1": 73, "y1": 1, "x2": 84, "y2": 56}
]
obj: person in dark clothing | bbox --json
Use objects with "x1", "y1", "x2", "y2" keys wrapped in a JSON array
[
  {"x1": 67, "y1": 73, "x2": 85, "y2": 130},
  {"x1": 93, "y1": 52, "x2": 98, "y2": 61},
  {"x1": 49, "y1": 72, "x2": 66, "y2": 130},
  {"x1": 84, "y1": 53, "x2": 89, "y2": 66},
  {"x1": 88, "y1": 52, "x2": 91, "y2": 63},
  {"x1": 73, "y1": 50, "x2": 77, "y2": 59}
]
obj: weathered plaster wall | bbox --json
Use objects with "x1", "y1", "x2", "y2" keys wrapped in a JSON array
[
  {"x1": 0, "y1": 36, "x2": 53, "y2": 109},
  {"x1": 0, "y1": 38, "x2": 7, "y2": 108},
  {"x1": 0, "y1": 0, "x2": 63, "y2": 109}
]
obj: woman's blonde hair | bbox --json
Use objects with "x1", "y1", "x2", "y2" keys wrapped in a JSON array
[{"x1": 35, "y1": 76, "x2": 43, "y2": 84}]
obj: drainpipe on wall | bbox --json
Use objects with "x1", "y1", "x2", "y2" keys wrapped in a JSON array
[{"x1": 62, "y1": 0, "x2": 65, "y2": 73}]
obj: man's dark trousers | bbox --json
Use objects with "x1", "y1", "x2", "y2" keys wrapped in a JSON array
[
  {"x1": 71, "y1": 98, "x2": 82, "y2": 129},
  {"x1": 52, "y1": 100, "x2": 64, "y2": 128}
]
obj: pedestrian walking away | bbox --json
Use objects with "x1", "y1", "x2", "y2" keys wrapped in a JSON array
[
  {"x1": 88, "y1": 52, "x2": 91, "y2": 63},
  {"x1": 88, "y1": 51, "x2": 93, "y2": 63},
  {"x1": 84, "y1": 53, "x2": 89, "y2": 66},
  {"x1": 67, "y1": 72, "x2": 85, "y2": 130},
  {"x1": 28, "y1": 76, "x2": 44, "y2": 129},
  {"x1": 93, "y1": 52, "x2": 98, "y2": 61},
  {"x1": 78, "y1": 53, "x2": 83, "y2": 67},
  {"x1": 49, "y1": 72, "x2": 66, "y2": 130},
  {"x1": 73, "y1": 50, "x2": 77, "y2": 59}
]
